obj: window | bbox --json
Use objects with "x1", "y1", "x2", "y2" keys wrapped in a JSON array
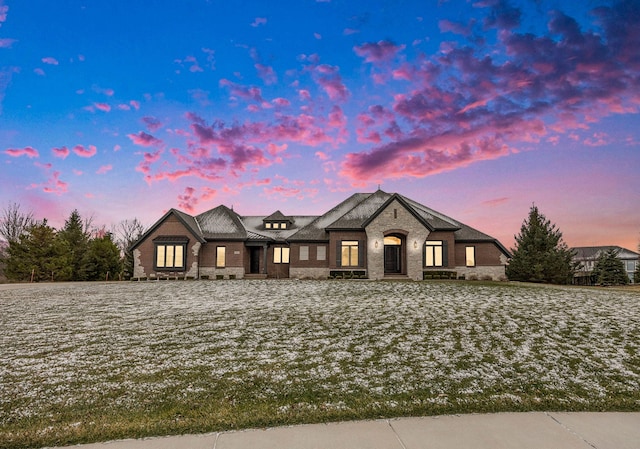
[
  {"x1": 425, "y1": 241, "x2": 444, "y2": 267},
  {"x1": 627, "y1": 260, "x2": 637, "y2": 272},
  {"x1": 265, "y1": 222, "x2": 272, "y2": 229},
  {"x1": 155, "y1": 243, "x2": 185, "y2": 269},
  {"x1": 466, "y1": 246, "x2": 476, "y2": 267},
  {"x1": 341, "y1": 241, "x2": 359, "y2": 267},
  {"x1": 280, "y1": 222, "x2": 287, "y2": 229},
  {"x1": 274, "y1": 247, "x2": 290, "y2": 264},
  {"x1": 317, "y1": 245, "x2": 326, "y2": 261},
  {"x1": 300, "y1": 246, "x2": 309, "y2": 261},
  {"x1": 216, "y1": 246, "x2": 226, "y2": 268}
]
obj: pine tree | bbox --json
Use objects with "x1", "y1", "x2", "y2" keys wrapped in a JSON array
[
  {"x1": 506, "y1": 205, "x2": 576, "y2": 284},
  {"x1": 5, "y1": 220, "x2": 70, "y2": 282},
  {"x1": 592, "y1": 248, "x2": 629, "y2": 286},
  {"x1": 57, "y1": 210, "x2": 90, "y2": 281},
  {"x1": 81, "y1": 233, "x2": 122, "y2": 281}
]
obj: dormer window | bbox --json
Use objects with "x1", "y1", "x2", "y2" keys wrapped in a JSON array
[{"x1": 263, "y1": 210, "x2": 294, "y2": 231}]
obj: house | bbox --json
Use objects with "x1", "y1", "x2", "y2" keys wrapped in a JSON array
[
  {"x1": 131, "y1": 190, "x2": 510, "y2": 281},
  {"x1": 572, "y1": 246, "x2": 639, "y2": 285}
]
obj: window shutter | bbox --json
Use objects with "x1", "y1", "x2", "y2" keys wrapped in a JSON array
[
  {"x1": 442, "y1": 240, "x2": 449, "y2": 267},
  {"x1": 358, "y1": 240, "x2": 365, "y2": 267},
  {"x1": 336, "y1": 241, "x2": 342, "y2": 267}
]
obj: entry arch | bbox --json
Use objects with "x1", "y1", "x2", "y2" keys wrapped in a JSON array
[{"x1": 383, "y1": 231, "x2": 407, "y2": 275}]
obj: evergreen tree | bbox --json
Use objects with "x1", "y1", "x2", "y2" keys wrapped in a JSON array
[
  {"x1": 4, "y1": 220, "x2": 70, "y2": 282},
  {"x1": 592, "y1": 248, "x2": 629, "y2": 286},
  {"x1": 57, "y1": 210, "x2": 90, "y2": 281},
  {"x1": 81, "y1": 233, "x2": 122, "y2": 281},
  {"x1": 506, "y1": 205, "x2": 576, "y2": 284}
]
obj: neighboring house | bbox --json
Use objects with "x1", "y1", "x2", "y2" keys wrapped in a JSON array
[
  {"x1": 572, "y1": 246, "x2": 639, "y2": 285},
  {"x1": 131, "y1": 190, "x2": 510, "y2": 281}
]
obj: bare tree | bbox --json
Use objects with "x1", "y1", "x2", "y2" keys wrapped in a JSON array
[
  {"x1": 0, "y1": 202, "x2": 35, "y2": 243},
  {"x1": 115, "y1": 218, "x2": 146, "y2": 252}
]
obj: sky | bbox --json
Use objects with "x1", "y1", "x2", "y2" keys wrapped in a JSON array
[{"x1": 1, "y1": 0, "x2": 639, "y2": 251}]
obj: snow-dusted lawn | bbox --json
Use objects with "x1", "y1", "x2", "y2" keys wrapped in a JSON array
[{"x1": 1, "y1": 280, "x2": 639, "y2": 448}]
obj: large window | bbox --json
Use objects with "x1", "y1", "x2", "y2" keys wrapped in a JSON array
[
  {"x1": 155, "y1": 243, "x2": 185, "y2": 269},
  {"x1": 317, "y1": 245, "x2": 326, "y2": 261},
  {"x1": 341, "y1": 241, "x2": 359, "y2": 267},
  {"x1": 466, "y1": 246, "x2": 476, "y2": 267},
  {"x1": 425, "y1": 241, "x2": 444, "y2": 267},
  {"x1": 216, "y1": 246, "x2": 226, "y2": 268},
  {"x1": 274, "y1": 247, "x2": 290, "y2": 264}
]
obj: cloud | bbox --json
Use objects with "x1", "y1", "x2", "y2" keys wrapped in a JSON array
[
  {"x1": 219, "y1": 78, "x2": 265, "y2": 103},
  {"x1": 311, "y1": 64, "x2": 349, "y2": 102},
  {"x1": 482, "y1": 197, "x2": 510, "y2": 207},
  {"x1": 339, "y1": 1, "x2": 640, "y2": 183},
  {"x1": 52, "y1": 146, "x2": 69, "y2": 159},
  {"x1": 96, "y1": 165, "x2": 112, "y2": 174},
  {"x1": 41, "y1": 57, "x2": 59, "y2": 65},
  {"x1": 5, "y1": 147, "x2": 39, "y2": 158},
  {"x1": 127, "y1": 131, "x2": 163, "y2": 147},
  {"x1": 0, "y1": 4, "x2": 7, "y2": 26},
  {"x1": 353, "y1": 40, "x2": 405, "y2": 63},
  {"x1": 255, "y1": 63, "x2": 277, "y2": 85},
  {"x1": 0, "y1": 38, "x2": 16, "y2": 48},
  {"x1": 142, "y1": 116, "x2": 163, "y2": 132},
  {"x1": 94, "y1": 102, "x2": 111, "y2": 112},
  {"x1": 72, "y1": 144, "x2": 97, "y2": 158},
  {"x1": 251, "y1": 17, "x2": 267, "y2": 27},
  {"x1": 43, "y1": 171, "x2": 68, "y2": 195}
]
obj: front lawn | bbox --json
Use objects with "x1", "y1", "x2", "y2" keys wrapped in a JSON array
[{"x1": 1, "y1": 280, "x2": 639, "y2": 448}]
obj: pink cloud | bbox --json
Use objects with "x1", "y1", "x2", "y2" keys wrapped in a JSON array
[
  {"x1": 0, "y1": 4, "x2": 7, "y2": 25},
  {"x1": 438, "y1": 19, "x2": 475, "y2": 36},
  {"x1": 127, "y1": 131, "x2": 163, "y2": 147},
  {"x1": 52, "y1": 146, "x2": 69, "y2": 159},
  {"x1": 72, "y1": 144, "x2": 97, "y2": 158},
  {"x1": 272, "y1": 97, "x2": 290, "y2": 107},
  {"x1": 0, "y1": 38, "x2": 16, "y2": 48},
  {"x1": 311, "y1": 64, "x2": 349, "y2": 102},
  {"x1": 343, "y1": 28, "x2": 359, "y2": 35},
  {"x1": 33, "y1": 68, "x2": 45, "y2": 76},
  {"x1": 42, "y1": 171, "x2": 68, "y2": 195},
  {"x1": 255, "y1": 63, "x2": 277, "y2": 85},
  {"x1": 142, "y1": 116, "x2": 163, "y2": 131},
  {"x1": 5, "y1": 147, "x2": 39, "y2": 158},
  {"x1": 219, "y1": 78, "x2": 265, "y2": 103},
  {"x1": 482, "y1": 197, "x2": 510, "y2": 207},
  {"x1": 353, "y1": 40, "x2": 405, "y2": 63},
  {"x1": 117, "y1": 104, "x2": 131, "y2": 110},
  {"x1": 251, "y1": 17, "x2": 267, "y2": 27},
  {"x1": 94, "y1": 102, "x2": 111, "y2": 112},
  {"x1": 130, "y1": 100, "x2": 140, "y2": 110},
  {"x1": 96, "y1": 164, "x2": 112, "y2": 175},
  {"x1": 42, "y1": 57, "x2": 59, "y2": 65}
]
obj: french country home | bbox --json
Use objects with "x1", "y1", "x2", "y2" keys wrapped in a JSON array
[{"x1": 131, "y1": 190, "x2": 510, "y2": 281}]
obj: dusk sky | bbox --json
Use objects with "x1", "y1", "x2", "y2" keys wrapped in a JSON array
[{"x1": 1, "y1": 0, "x2": 639, "y2": 251}]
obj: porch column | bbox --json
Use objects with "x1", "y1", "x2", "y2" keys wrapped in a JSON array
[{"x1": 262, "y1": 243, "x2": 268, "y2": 275}]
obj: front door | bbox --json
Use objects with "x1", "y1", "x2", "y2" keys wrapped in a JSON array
[
  {"x1": 383, "y1": 235, "x2": 403, "y2": 274},
  {"x1": 384, "y1": 245, "x2": 401, "y2": 273},
  {"x1": 250, "y1": 247, "x2": 261, "y2": 273}
]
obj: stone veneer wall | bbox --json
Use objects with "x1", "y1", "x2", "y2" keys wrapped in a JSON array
[
  {"x1": 454, "y1": 265, "x2": 507, "y2": 281},
  {"x1": 365, "y1": 199, "x2": 430, "y2": 281},
  {"x1": 290, "y1": 267, "x2": 330, "y2": 280},
  {"x1": 199, "y1": 266, "x2": 245, "y2": 279}
]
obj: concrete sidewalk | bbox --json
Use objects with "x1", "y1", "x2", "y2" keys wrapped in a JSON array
[{"x1": 52, "y1": 412, "x2": 640, "y2": 449}]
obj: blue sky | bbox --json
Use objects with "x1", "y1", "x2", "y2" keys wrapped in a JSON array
[{"x1": 1, "y1": 0, "x2": 639, "y2": 250}]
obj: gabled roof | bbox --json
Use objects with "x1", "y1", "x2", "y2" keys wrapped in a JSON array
[
  {"x1": 263, "y1": 210, "x2": 293, "y2": 223},
  {"x1": 130, "y1": 208, "x2": 205, "y2": 250},
  {"x1": 240, "y1": 215, "x2": 316, "y2": 242},
  {"x1": 196, "y1": 205, "x2": 247, "y2": 240},
  {"x1": 287, "y1": 193, "x2": 371, "y2": 241},
  {"x1": 572, "y1": 246, "x2": 639, "y2": 260}
]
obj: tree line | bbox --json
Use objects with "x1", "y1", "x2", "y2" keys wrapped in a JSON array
[{"x1": 0, "y1": 203, "x2": 144, "y2": 282}]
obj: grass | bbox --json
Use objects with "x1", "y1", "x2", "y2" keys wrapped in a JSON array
[{"x1": 1, "y1": 280, "x2": 639, "y2": 448}]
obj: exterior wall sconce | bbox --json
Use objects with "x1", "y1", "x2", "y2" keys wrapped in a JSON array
[
  {"x1": 375, "y1": 240, "x2": 379, "y2": 249},
  {"x1": 413, "y1": 240, "x2": 418, "y2": 249}
]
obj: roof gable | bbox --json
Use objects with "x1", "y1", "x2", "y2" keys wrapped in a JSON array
[
  {"x1": 196, "y1": 205, "x2": 247, "y2": 239},
  {"x1": 130, "y1": 208, "x2": 205, "y2": 250}
]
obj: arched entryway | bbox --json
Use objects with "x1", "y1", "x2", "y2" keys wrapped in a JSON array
[{"x1": 383, "y1": 234, "x2": 405, "y2": 275}]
